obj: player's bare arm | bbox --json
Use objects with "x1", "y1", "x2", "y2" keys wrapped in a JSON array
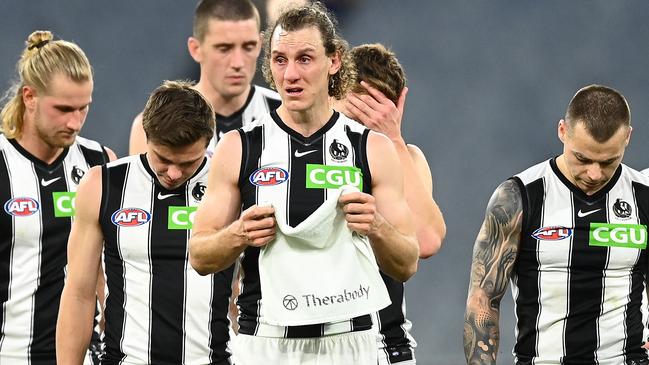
[
  {"x1": 341, "y1": 131, "x2": 419, "y2": 282},
  {"x1": 189, "y1": 131, "x2": 276, "y2": 275},
  {"x1": 463, "y1": 179, "x2": 522, "y2": 365},
  {"x1": 344, "y1": 83, "x2": 446, "y2": 257},
  {"x1": 128, "y1": 112, "x2": 146, "y2": 155},
  {"x1": 56, "y1": 166, "x2": 105, "y2": 364}
]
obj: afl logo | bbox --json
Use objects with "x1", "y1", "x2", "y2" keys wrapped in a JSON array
[
  {"x1": 4, "y1": 197, "x2": 39, "y2": 216},
  {"x1": 531, "y1": 226, "x2": 573, "y2": 241},
  {"x1": 111, "y1": 208, "x2": 151, "y2": 227},
  {"x1": 249, "y1": 167, "x2": 289, "y2": 186}
]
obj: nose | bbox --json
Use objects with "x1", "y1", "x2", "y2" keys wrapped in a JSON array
[
  {"x1": 231, "y1": 48, "x2": 244, "y2": 69},
  {"x1": 586, "y1": 164, "x2": 603, "y2": 182},
  {"x1": 67, "y1": 110, "x2": 84, "y2": 131},
  {"x1": 167, "y1": 165, "x2": 183, "y2": 181},
  {"x1": 284, "y1": 60, "x2": 299, "y2": 82}
]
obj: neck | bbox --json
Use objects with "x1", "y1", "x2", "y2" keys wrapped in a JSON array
[
  {"x1": 194, "y1": 81, "x2": 250, "y2": 117},
  {"x1": 15, "y1": 132, "x2": 65, "y2": 165},
  {"x1": 277, "y1": 101, "x2": 333, "y2": 138}
]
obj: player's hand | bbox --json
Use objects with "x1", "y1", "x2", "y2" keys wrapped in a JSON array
[
  {"x1": 344, "y1": 82, "x2": 408, "y2": 143},
  {"x1": 231, "y1": 205, "x2": 276, "y2": 247},
  {"x1": 338, "y1": 191, "x2": 384, "y2": 236}
]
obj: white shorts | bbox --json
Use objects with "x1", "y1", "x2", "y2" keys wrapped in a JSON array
[{"x1": 232, "y1": 330, "x2": 377, "y2": 365}]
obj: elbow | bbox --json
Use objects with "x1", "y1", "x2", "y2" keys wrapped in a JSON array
[
  {"x1": 393, "y1": 259, "x2": 418, "y2": 282},
  {"x1": 417, "y1": 225, "x2": 446, "y2": 259},
  {"x1": 189, "y1": 254, "x2": 214, "y2": 276}
]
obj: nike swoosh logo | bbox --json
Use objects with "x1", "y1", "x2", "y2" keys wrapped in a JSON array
[
  {"x1": 157, "y1": 192, "x2": 178, "y2": 200},
  {"x1": 577, "y1": 209, "x2": 601, "y2": 218},
  {"x1": 294, "y1": 150, "x2": 317, "y2": 158},
  {"x1": 41, "y1": 177, "x2": 61, "y2": 187}
]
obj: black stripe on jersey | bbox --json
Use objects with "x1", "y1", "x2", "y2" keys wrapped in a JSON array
[
  {"x1": 215, "y1": 85, "x2": 257, "y2": 137},
  {"x1": 563, "y1": 195, "x2": 608, "y2": 363},
  {"x1": 350, "y1": 314, "x2": 372, "y2": 332},
  {"x1": 512, "y1": 176, "x2": 543, "y2": 361},
  {"x1": 287, "y1": 136, "x2": 324, "y2": 227},
  {"x1": 0, "y1": 150, "x2": 11, "y2": 343},
  {"x1": 266, "y1": 96, "x2": 281, "y2": 112},
  {"x1": 78, "y1": 143, "x2": 109, "y2": 166},
  {"x1": 238, "y1": 125, "x2": 264, "y2": 206},
  {"x1": 30, "y1": 164, "x2": 69, "y2": 361},
  {"x1": 345, "y1": 126, "x2": 372, "y2": 194},
  {"x1": 101, "y1": 163, "x2": 129, "y2": 363},
  {"x1": 150, "y1": 185, "x2": 187, "y2": 364},
  {"x1": 210, "y1": 265, "x2": 235, "y2": 364},
  {"x1": 377, "y1": 272, "x2": 412, "y2": 361},
  {"x1": 623, "y1": 182, "x2": 649, "y2": 362}
]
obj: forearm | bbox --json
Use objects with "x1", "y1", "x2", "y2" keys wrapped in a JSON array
[
  {"x1": 190, "y1": 225, "x2": 247, "y2": 275},
  {"x1": 464, "y1": 293, "x2": 501, "y2": 365},
  {"x1": 368, "y1": 215, "x2": 419, "y2": 281},
  {"x1": 56, "y1": 288, "x2": 96, "y2": 364},
  {"x1": 392, "y1": 141, "x2": 446, "y2": 257}
]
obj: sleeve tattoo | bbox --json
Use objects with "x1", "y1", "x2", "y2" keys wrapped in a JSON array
[{"x1": 464, "y1": 179, "x2": 523, "y2": 364}]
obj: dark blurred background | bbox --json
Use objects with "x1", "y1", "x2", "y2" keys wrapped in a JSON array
[{"x1": 2, "y1": 1, "x2": 648, "y2": 363}]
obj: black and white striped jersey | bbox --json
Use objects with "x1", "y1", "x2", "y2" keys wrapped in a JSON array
[
  {"x1": 0, "y1": 134, "x2": 108, "y2": 364},
  {"x1": 206, "y1": 85, "x2": 281, "y2": 157},
  {"x1": 99, "y1": 154, "x2": 234, "y2": 365},
  {"x1": 511, "y1": 158, "x2": 649, "y2": 365},
  {"x1": 374, "y1": 275, "x2": 416, "y2": 364},
  {"x1": 236, "y1": 110, "x2": 374, "y2": 338}
]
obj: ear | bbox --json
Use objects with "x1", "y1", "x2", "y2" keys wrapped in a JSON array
[
  {"x1": 558, "y1": 119, "x2": 568, "y2": 143},
  {"x1": 328, "y1": 51, "x2": 342, "y2": 76},
  {"x1": 187, "y1": 36, "x2": 202, "y2": 63},
  {"x1": 253, "y1": 32, "x2": 263, "y2": 57},
  {"x1": 625, "y1": 125, "x2": 632, "y2": 146},
  {"x1": 22, "y1": 85, "x2": 38, "y2": 111}
]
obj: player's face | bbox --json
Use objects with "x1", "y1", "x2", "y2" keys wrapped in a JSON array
[
  {"x1": 559, "y1": 120, "x2": 630, "y2": 195},
  {"x1": 270, "y1": 26, "x2": 340, "y2": 113},
  {"x1": 193, "y1": 19, "x2": 261, "y2": 100},
  {"x1": 146, "y1": 139, "x2": 207, "y2": 190},
  {"x1": 30, "y1": 74, "x2": 92, "y2": 148}
]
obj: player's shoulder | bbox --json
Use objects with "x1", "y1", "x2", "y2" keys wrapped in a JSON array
[
  {"x1": 621, "y1": 163, "x2": 649, "y2": 186},
  {"x1": 513, "y1": 158, "x2": 553, "y2": 185},
  {"x1": 106, "y1": 154, "x2": 140, "y2": 169},
  {"x1": 252, "y1": 84, "x2": 281, "y2": 101},
  {"x1": 75, "y1": 135, "x2": 105, "y2": 152}
]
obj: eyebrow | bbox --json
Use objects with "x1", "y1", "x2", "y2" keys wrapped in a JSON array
[{"x1": 574, "y1": 152, "x2": 620, "y2": 164}]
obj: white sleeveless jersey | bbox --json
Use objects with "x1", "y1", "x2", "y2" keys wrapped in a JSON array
[
  {"x1": 99, "y1": 154, "x2": 233, "y2": 365},
  {"x1": 0, "y1": 134, "x2": 108, "y2": 364},
  {"x1": 236, "y1": 110, "x2": 376, "y2": 338},
  {"x1": 206, "y1": 85, "x2": 281, "y2": 157},
  {"x1": 511, "y1": 158, "x2": 649, "y2": 365}
]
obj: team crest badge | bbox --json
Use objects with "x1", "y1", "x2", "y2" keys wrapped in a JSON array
[
  {"x1": 329, "y1": 139, "x2": 349, "y2": 161},
  {"x1": 71, "y1": 165, "x2": 85, "y2": 185},
  {"x1": 192, "y1": 182, "x2": 206, "y2": 201},
  {"x1": 613, "y1": 198, "x2": 632, "y2": 219}
]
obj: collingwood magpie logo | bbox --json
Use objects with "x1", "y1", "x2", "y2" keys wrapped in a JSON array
[
  {"x1": 192, "y1": 182, "x2": 206, "y2": 201},
  {"x1": 71, "y1": 166, "x2": 85, "y2": 185},
  {"x1": 329, "y1": 139, "x2": 349, "y2": 161},
  {"x1": 613, "y1": 198, "x2": 632, "y2": 219}
]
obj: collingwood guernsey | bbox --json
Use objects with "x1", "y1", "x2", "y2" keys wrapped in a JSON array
[
  {"x1": 99, "y1": 154, "x2": 234, "y2": 365},
  {"x1": 236, "y1": 110, "x2": 374, "y2": 338},
  {"x1": 206, "y1": 85, "x2": 281, "y2": 157},
  {"x1": 511, "y1": 158, "x2": 649, "y2": 365},
  {"x1": 0, "y1": 134, "x2": 108, "y2": 364}
]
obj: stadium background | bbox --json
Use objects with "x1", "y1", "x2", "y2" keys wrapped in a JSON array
[{"x1": 1, "y1": 1, "x2": 648, "y2": 363}]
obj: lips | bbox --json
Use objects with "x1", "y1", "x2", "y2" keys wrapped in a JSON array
[{"x1": 285, "y1": 87, "x2": 303, "y2": 96}]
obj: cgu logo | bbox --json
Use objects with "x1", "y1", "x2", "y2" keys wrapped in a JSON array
[
  {"x1": 305, "y1": 164, "x2": 363, "y2": 190},
  {"x1": 531, "y1": 226, "x2": 573, "y2": 241},
  {"x1": 111, "y1": 208, "x2": 151, "y2": 227},
  {"x1": 4, "y1": 197, "x2": 39, "y2": 217},
  {"x1": 53, "y1": 192, "x2": 76, "y2": 217},
  {"x1": 249, "y1": 167, "x2": 289, "y2": 186},
  {"x1": 168, "y1": 206, "x2": 197, "y2": 230},
  {"x1": 589, "y1": 223, "x2": 647, "y2": 249}
]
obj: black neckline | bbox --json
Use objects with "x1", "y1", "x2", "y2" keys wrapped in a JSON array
[
  {"x1": 8, "y1": 137, "x2": 70, "y2": 172},
  {"x1": 139, "y1": 153, "x2": 207, "y2": 192},
  {"x1": 215, "y1": 85, "x2": 256, "y2": 120},
  {"x1": 549, "y1": 156, "x2": 622, "y2": 204},
  {"x1": 270, "y1": 109, "x2": 339, "y2": 146}
]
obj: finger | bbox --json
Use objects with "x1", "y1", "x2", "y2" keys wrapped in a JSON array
[
  {"x1": 243, "y1": 205, "x2": 275, "y2": 220},
  {"x1": 246, "y1": 227, "x2": 276, "y2": 242},
  {"x1": 342, "y1": 203, "x2": 375, "y2": 216},
  {"x1": 353, "y1": 92, "x2": 385, "y2": 112},
  {"x1": 338, "y1": 192, "x2": 372, "y2": 205},
  {"x1": 344, "y1": 213, "x2": 375, "y2": 225},
  {"x1": 343, "y1": 99, "x2": 377, "y2": 127},
  {"x1": 360, "y1": 81, "x2": 392, "y2": 105},
  {"x1": 346, "y1": 94, "x2": 377, "y2": 119},
  {"x1": 396, "y1": 86, "x2": 408, "y2": 115},
  {"x1": 249, "y1": 233, "x2": 276, "y2": 247},
  {"x1": 346, "y1": 222, "x2": 371, "y2": 235},
  {"x1": 243, "y1": 216, "x2": 276, "y2": 231}
]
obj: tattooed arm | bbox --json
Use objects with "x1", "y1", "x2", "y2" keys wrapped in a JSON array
[{"x1": 464, "y1": 179, "x2": 523, "y2": 364}]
